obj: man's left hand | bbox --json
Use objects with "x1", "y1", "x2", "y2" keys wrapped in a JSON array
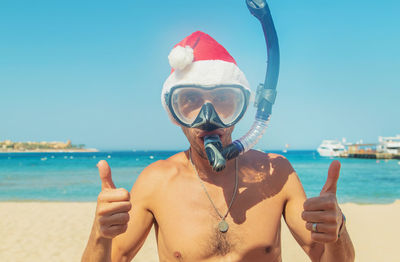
[{"x1": 302, "y1": 160, "x2": 344, "y2": 243}]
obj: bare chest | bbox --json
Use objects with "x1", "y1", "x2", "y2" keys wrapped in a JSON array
[{"x1": 153, "y1": 178, "x2": 285, "y2": 262}]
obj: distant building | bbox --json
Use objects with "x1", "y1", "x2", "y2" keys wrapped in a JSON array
[{"x1": 378, "y1": 135, "x2": 400, "y2": 154}]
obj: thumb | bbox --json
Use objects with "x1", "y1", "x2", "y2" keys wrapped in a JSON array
[
  {"x1": 320, "y1": 160, "x2": 341, "y2": 195},
  {"x1": 97, "y1": 160, "x2": 116, "y2": 190}
]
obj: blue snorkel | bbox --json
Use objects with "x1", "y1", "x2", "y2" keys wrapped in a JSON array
[{"x1": 204, "y1": 0, "x2": 280, "y2": 171}]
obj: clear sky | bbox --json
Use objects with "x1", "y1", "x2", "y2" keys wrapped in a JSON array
[{"x1": 1, "y1": 0, "x2": 399, "y2": 151}]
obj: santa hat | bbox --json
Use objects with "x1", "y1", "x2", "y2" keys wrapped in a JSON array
[{"x1": 162, "y1": 31, "x2": 250, "y2": 124}]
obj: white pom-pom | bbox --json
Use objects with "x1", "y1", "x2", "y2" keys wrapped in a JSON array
[{"x1": 168, "y1": 45, "x2": 194, "y2": 71}]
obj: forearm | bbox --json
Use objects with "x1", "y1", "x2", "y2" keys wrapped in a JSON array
[
  {"x1": 320, "y1": 226, "x2": 355, "y2": 262},
  {"x1": 81, "y1": 224, "x2": 112, "y2": 262}
]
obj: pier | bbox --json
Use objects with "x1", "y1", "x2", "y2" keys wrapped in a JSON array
[
  {"x1": 341, "y1": 152, "x2": 400, "y2": 159},
  {"x1": 340, "y1": 143, "x2": 400, "y2": 159}
]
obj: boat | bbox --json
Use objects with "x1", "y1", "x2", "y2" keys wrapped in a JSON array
[
  {"x1": 282, "y1": 143, "x2": 289, "y2": 153},
  {"x1": 317, "y1": 140, "x2": 345, "y2": 157},
  {"x1": 378, "y1": 135, "x2": 400, "y2": 154}
]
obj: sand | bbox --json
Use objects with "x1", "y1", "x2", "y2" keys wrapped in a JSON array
[{"x1": 1, "y1": 201, "x2": 399, "y2": 262}]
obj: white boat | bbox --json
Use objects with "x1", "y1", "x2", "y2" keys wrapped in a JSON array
[
  {"x1": 317, "y1": 140, "x2": 345, "y2": 157},
  {"x1": 282, "y1": 143, "x2": 289, "y2": 153},
  {"x1": 378, "y1": 135, "x2": 400, "y2": 154}
]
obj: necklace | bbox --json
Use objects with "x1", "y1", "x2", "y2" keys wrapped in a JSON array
[{"x1": 188, "y1": 149, "x2": 238, "y2": 233}]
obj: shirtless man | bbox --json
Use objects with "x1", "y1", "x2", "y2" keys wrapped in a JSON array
[{"x1": 82, "y1": 31, "x2": 355, "y2": 262}]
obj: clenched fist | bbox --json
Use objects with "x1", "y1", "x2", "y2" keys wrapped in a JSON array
[{"x1": 95, "y1": 160, "x2": 132, "y2": 239}]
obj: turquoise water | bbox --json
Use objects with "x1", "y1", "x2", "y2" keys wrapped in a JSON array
[{"x1": 0, "y1": 150, "x2": 399, "y2": 203}]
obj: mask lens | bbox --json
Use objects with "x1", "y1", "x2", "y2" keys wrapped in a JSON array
[
  {"x1": 171, "y1": 86, "x2": 246, "y2": 126},
  {"x1": 171, "y1": 88, "x2": 205, "y2": 124},
  {"x1": 211, "y1": 88, "x2": 245, "y2": 124}
]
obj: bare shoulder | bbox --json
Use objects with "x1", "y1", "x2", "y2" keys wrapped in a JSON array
[
  {"x1": 131, "y1": 151, "x2": 186, "y2": 195},
  {"x1": 242, "y1": 149, "x2": 295, "y2": 174},
  {"x1": 242, "y1": 150, "x2": 305, "y2": 208},
  {"x1": 237, "y1": 150, "x2": 296, "y2": 200},
  {"x1": 252, "y1": 151, "x2": 305, "y2": 201}
]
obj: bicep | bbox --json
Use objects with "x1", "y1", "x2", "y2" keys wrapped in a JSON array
[
  {"x1": 283, "y1": 171, "x2": 324, "y2": 261},
  {"x1": 111, "y1": 199, "x2": 154, "y2": 261}
]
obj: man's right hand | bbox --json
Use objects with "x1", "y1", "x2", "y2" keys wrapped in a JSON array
[{"x1": 95, "y1": 160, "x2": 132, "y2": 239}]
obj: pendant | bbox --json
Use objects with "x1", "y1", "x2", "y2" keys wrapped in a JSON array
[{"x1": 218, "y1": 220, "x2": 229, "y2": 233}]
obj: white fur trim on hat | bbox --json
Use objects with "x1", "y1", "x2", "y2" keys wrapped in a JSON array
[{"x1": 168, "y1": 45, "x2": 194, "y2": 71}]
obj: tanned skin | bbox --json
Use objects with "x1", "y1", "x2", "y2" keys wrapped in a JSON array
[{"x1": 82, "y1": 126, "x2": 355, "y2": 262}]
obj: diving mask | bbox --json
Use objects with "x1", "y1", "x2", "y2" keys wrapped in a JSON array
[{"x1": 167, "y1": 85, "x2": 250, "y2": 131}]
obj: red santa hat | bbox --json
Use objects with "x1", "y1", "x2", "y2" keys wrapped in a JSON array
[{"x1": 162, "y1": 31, "x2": 250, "y2": 123}]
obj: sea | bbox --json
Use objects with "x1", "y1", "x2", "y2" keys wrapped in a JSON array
[{"x1": 0, "y1": 150, "x2": 399, "y2": 204}]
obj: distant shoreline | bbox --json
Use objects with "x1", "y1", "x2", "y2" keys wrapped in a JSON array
[{"x1": 0, "y1": 148, "x2": 98, "y2": 153}]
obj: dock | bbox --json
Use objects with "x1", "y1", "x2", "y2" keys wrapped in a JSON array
[
  {"x1": 340, "y1": 143, "x2": 400, "y2": 159},
  {"x1": 341, "y1": 152, "x2": 400, "y2": 159}
]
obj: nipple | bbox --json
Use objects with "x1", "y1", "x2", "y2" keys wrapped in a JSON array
[{"x1": 174, "y1": 251, "x2": 182, "y2": 259}]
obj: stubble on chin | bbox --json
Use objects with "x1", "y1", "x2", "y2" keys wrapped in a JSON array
[
  {"x1": 192, "y1": 143, "x2": 208, "y2": 159},
  {"x1": 182, "y1": 127, "x2": 206, "y2": 159}
]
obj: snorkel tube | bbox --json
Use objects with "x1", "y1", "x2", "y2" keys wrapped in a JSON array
[{"x1": 204, "y1": 0, "x2": 280, "y2": 171}]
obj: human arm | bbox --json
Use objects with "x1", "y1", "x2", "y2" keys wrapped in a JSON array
[
  {"x1": 81, "y1": 160, "x2": 155, "y2": 262},
  {"x1": 110, "y1": 165, "x2": 156, "y2": 261},
  {"x1": 283, "y1": 160, "x2": 355, "y2": 262}
]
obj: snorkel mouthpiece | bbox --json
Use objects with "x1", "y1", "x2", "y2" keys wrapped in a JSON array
[{"x1": 204, "y1": 135, "x2": 226, "y2": 172}]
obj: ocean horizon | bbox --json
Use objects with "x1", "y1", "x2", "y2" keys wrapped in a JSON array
[{"x1": 0, "y1": 150, "x2": 399, "y2": 204}]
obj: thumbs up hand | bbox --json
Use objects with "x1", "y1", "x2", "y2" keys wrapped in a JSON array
[
  {"x1": 95, "y1": 160, "x2": 132, "y2": 239},
  {"x1": 302, "y1": 160, "x2": 344, "y2": 243}
]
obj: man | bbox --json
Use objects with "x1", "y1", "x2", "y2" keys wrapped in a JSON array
[{"x1": 82, "y1": 31, "x2": 355, "y2": 261}]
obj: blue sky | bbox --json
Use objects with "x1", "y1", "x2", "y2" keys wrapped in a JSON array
[{"x1": 0, "y1": 0, "x2": 399, "y2": 150}]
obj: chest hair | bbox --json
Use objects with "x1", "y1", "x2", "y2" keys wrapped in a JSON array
[{"x1": 208, "y1": 228, "x2": 236, "y2": 256}]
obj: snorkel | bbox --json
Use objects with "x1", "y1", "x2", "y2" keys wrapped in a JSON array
[{"x1": 204, "y1": 0, "x2": 280, "y2": 171}]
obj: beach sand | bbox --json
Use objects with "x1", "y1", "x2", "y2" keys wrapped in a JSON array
[{"x1": 1, "y1": 201, "x2": 399, "y2": 262}]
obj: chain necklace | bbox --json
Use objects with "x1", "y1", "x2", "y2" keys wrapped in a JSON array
[{"x1": 188, "y1": 149, "x2": 238, "y2": 233}]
